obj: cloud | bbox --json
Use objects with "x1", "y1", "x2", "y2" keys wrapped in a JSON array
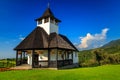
[
  {"x1": 77, "y1": 28, "x2": 109, "y2": 50},
  {"x1": 19, "y1": 35, "x2": 25, "y2": 40}
]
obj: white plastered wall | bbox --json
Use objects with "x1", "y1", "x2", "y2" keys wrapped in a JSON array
[
  {"x1": 27, "y1": 53, "x2": 32, "y2": 65},
  {"x1": 50, "y1": 23, "x2": 58, "y2": 34},
  {"x1": 37, "y1": 50, "x2": 48, "y2": 66},
  {"x1": 58, "y1": 53, "x2": 62, "y2": 60},
  {"x1": 27, "y1": 50, "x2": 48, "y2": 66},
  {"x1": 73, "y1": 51, "x2": 79, "y2": 64},
  {"x1": 50, "y1": 49, "x2": 57, "y2": 61},
  {"x1": 37, "y1": 21, "x2": 50, "y2": 34},
  {"x1": 37, "y1": 18, "x2": 58, "y2": 35},
  {"x1": 69, "y1": 53, "x2": 72, "y2": 59},
  {"x1": 38, "y1": 50, "x2": 48, "y2": 60}
]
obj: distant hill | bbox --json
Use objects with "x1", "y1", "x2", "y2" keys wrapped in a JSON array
[
  {"x1": 78, "y1": 38, "x2": 120, "y2": 67},
  {"x1": 101, "y1": 39, "x2": 120, "y2": 54},
  {"x1": 102, "y1": 39, "x2": 120, "y2": 48},
  {"x1": 79, "y1": 38, "x2": 120, "y2": 54}
]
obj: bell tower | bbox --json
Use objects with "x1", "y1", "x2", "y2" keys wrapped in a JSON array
[{"x1": 36, "y1": 7, "x2": 61, "y2": 35}]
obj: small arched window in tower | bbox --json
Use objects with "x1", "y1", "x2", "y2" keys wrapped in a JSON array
[
  {"x1": 55, "y1": 20, "x2": 58, "y2": 25},
  {"x1": 50, "y1": 18, "x2": 54, "y2": 23},
  {"x1": 44, "y1": 18, "x2": 49, "y2": 23},
  {"x1": 38, "y1": 20, "x2": 42, "y2": 25}
]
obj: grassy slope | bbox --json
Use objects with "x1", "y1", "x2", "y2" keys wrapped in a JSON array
[{"x1": 0, "y1": 65, "x2": 120, "y2": 80}]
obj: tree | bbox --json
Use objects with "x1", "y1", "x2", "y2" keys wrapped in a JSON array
[{"x1": 94, "y1": 50, "x2": 102, "y2": 66}]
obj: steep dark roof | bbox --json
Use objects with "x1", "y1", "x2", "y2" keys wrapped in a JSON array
[
  {"x1": 42, "y1": 8, "x2": 54, "y2": 17},
  {"x1": 14, "y1": 27, "x2": 77, "y2": 51},
  {"x1": 49, "y1": 33, "x2": 77, "y2": 50},
  {"x1": 36, "y1": 8, "x2": 61, "y2": 22},
  {"x1": 59, "y1": 34, "x2": 78, "y2": 51},
  {"x1": 14, "y1": 27, "x2": 48, "y2": 50}
]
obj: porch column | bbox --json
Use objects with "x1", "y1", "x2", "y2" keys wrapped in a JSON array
[
  {"x1": 72, "y1": 51, "x2": 74, "y2": 64},
  {"x1": 65, "y1": 51, "x2": 67, "y2": 60},
  {"x1": 64, "y1": 51, "x2": 66, "y2": 60},
  {"x1": 20, "y1": 52, "x2": 22, "y2": 64},
  {"x1": 67, "y1": 51, "x2": 69, "y2": 59},
  {"x1": 16, "y1": 51, "x2": 18, "y2": 66},
  {"x1": 32, "y1": 50, "x2": 35, "y2": 68},
  {"x1": 72, "y1": 53, "x2": 73, "y2": 60},
  {"x1": 23, "y1": 51, "x2": 26, "y2": 63}
]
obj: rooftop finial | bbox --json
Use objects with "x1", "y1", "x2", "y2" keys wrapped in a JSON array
[{"x1": 48, "y1": 2, "x2": 50, "y2": 8}]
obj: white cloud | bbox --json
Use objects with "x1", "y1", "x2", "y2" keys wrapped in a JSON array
[
  {"x1": 19, "y1": 35, "x2": 25, "y2": 40},
  {"x1": 77, "y1": 28, "x2": 109, "y2": 50}
]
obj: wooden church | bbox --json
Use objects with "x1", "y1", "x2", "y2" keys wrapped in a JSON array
[{"x1": 14, "y1": 7, "x2": 79, "y2": 68}]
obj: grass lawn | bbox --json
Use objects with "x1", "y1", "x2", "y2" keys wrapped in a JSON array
[{"x1": 0, "y1": 65, "x2": 120, "y2": 80}]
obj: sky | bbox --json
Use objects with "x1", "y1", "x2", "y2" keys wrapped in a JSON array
[{"x1": 0, "y1": 0, "x2": 120, "y2": 58}]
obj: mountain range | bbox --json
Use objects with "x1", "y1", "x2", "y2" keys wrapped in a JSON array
[{"x1": 100, "y1": 39, "x2": 120, "y2": 54}]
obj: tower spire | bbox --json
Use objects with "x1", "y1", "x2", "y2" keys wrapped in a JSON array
[{"x1": 36, "y1": 3, "x2": 61, "y2": 34}]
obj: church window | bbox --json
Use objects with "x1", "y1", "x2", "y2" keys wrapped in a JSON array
[
  {"x1": 38, "y1": 20, "x2": 42, "y2": 24},
  {"x1": 50, "y1": 18, "x2": 54, "y2": 23},
  {"x1": 44, "y1": 18, "x2": 49, "y2": 23},
  {"x1": 55, "y1": 20, "x2": 58, "y2": 25}
]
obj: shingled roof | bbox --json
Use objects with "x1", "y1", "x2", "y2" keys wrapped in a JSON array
[
  {"x1": 36, "y1": 8, "x2": 61, "y2": 22},
  {"x1": 14, "y1": 27, "x2": 48, "y2": 50},
  {"x1": 49, "y1": 33, "x2": 78, "y2": 51},
  {"x1": 59, "y1": 34, "x2": 78, "y2": 51},
  {"x1": 14, "y1": 27, "x2": 78, "y2": 51}
]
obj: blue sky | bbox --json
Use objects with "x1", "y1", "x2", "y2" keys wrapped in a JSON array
[{"x1": 0, "y1": 0, "x2": 120, "y2": 58}]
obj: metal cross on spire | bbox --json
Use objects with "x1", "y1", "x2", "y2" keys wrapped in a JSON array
[
  {"x1": 48, "y1": 0, "x2": 51, "y2": 8},
  {"x1": 48, "y1": 2, "x2": 50, "y2": 8}
]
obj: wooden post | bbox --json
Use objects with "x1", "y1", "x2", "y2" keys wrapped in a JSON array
[
  {"x1": 16, "y1": 51, "x2": 18, "y2": 66},
  {"x1": 65, "y1": 51, "x2": 67, "y2": 60},
  {"x1": 72, "y1": 53, "x2": 73, "y2": 60},
  {"x1": 72, "y1": 51, "x2": 74, "y2": 64},
  {"x1": 64, "y1": 51, "x2": 65, "y2": 60},
  {"x1": 20, "y1": 52, "x2": 22, "y2": 65},
  {"x1": 23, "y1": 51, "x2": 25, "y2": 63},
  {"x1": 67, "y1": 51, "x2": 69, "y2": 59},
  {"x1": 32, "y1": 50, "x2": 35, "y2": 68},
  {"x1": 48, "y1": 49, "x2": 50, "y2": 67}
]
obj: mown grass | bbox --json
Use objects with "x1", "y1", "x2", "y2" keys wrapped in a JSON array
[{"x1": 0, "y1": 65, "x2": 120, "y2": 80}]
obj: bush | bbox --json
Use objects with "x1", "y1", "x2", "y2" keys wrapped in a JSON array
[{"x1": 80, "y1": 59, "x2": 98, "y2": 67}]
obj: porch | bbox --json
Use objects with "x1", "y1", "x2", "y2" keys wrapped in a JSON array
[
  {"x1": 33, "y1": 59, "x2": 73, "y2": 68},
  {"x1": 15, "y1": 49, "x2": 74, "y2": 68},
  {"x1": 16, "y1": 59, "x2": 73, "y2": 68}
]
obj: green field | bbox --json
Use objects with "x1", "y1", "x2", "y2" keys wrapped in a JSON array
[
  {"x1": 0, "y1": 59, "x2": 15, "y2": 68},
  {"x1": 0, "y1": 65, "x2": 120, "y2": 80}
]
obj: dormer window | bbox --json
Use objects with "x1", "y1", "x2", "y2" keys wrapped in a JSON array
[
  {"x1": 38, "y1": 20, "x2": 42, "y2": 24},
  {"x1": 44, "y1": 18, "x2": 49, "y2": 23}
]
